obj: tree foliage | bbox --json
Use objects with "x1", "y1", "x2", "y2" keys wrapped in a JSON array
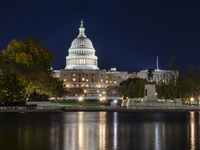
[
  {"x1": 156, "y1": 56, "x2": 179, "y2": 99},
  {"x1": 0, "y1": 38, "x2": 64, "y2": 105},
  {"x1": 120, "y1": 78, "x2": 147, "y2": 98}
]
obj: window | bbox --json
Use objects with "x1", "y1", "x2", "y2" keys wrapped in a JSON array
[
  {"x1": 86, "y1": 79, "x2": 89, "y2": 82},
  {"x1": 114, "y1": 80, "x2": 117, "y2": 84},
  {"x1": 73, "y1": 74, "x2": 76, "y2": 76},
  {"x1": 106, "y1": 80, "x2": 108, "y2": 83},
  {"x1": 64, "y1": 74, "x2": 66, "y2": 76},
  {"x1": 73, "y1": 78, "x2": 76, "y2": 82},
  {"x1": 101, "y1": 79, "x2": 103, "y2": 82},
  {"x1": 64, "y1": 79, "x2": 66, "y2": 82}
]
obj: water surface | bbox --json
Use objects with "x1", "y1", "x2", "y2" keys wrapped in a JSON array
[{"x1": 0, "y1": 111, "x2": 199, "y2": 150}]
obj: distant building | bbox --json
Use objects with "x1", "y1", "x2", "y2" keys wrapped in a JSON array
[
  {"x1": 58, "y1": 20, "x2": 106, "y2": 96},
  {"x1": 60, "y1": 69, "x2": 106, "y2": 96},
  {"x1": 53, "y1": 21, "x2": 177, "y2": 97},
  {"x1": 106, "y1": 68, "x2": 128, "y2": 87},
  {"x1": 137, "y1": 57, "x2": 178, "y2": 84}
]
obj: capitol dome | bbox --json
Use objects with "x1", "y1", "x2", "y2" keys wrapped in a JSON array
[
  {"x1": 65, "y1": 20, "x2": 99, "y2": 70},
  {"x1": 71, "y1": 37, "x2": 94, "y2": 49}
]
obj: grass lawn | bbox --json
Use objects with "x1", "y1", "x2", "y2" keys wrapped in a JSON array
[{"x1": 52, "y1": 100, "x2": 111, "y2": 106}]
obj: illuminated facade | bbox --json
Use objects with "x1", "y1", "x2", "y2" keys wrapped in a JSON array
[
  {"x1": 137, "y1": 69, "x2": 178, "y2": 84},
  {"x1": 65, "y1": 20, "x2": 98, "y2": 70},
  {"x1": 60, "y1": 20, "x2": 106, "y2": 96},
  {"x1": 60, "y1": 69, "x2": 106, "y2": 96},
  {"x1": 106, "y1": 68, "x2": 128, "y2": 87}
]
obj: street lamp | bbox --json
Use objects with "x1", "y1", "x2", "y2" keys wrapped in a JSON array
[
  {"x1": 79, "y1": 97, "x2": 83, "y2": 106},
  {"x1": 190, "y1": 97, "x2": 194, "y2": 105}
]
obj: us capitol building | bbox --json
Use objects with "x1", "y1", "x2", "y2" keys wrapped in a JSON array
[{"x1": 54, "y1": 20, "x2": 175, "y2": 97}]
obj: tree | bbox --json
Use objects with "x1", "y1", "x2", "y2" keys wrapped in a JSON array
[
  {"x1": 0, "y1": 38, "x2": 64, "y2": 103},
  {"x1": 120, "y1": 78, "x2": 147, "y2": 98},
  {"x1": 183, "y1": 66, "x2": 200, "y2": 105},
  {"x1": 164, "y1": 56, "x2": 179, "y2": 99},
  {"x1": 0, "y1": 52, "x2": 26, "y2": 105}
]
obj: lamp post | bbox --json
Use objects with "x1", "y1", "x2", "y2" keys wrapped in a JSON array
[
  {"x1": 79, "y1": 97, "x2": 83, "y2": 106},
  {"x1": 190, "y1": 97, "x2": 194, "y2": 105},
  {"x1": 99, "y1": 97, "x2": 106, "y2": 106}
]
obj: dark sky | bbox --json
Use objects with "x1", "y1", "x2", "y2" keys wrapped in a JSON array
[{"x1": 0, "y1": 0, "x2": 200, "y2": 72}]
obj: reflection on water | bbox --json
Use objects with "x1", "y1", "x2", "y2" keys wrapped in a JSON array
[
  {"x1": 113, "y1": 112, "x2": 118, "y2": 150},
  {"x1": 190, "y1": 111, "x2": 195, "y2": 150},
  {"x1": 0, "y1": 112, "x2": 200, "y2": 150},
  {"x1": 189, "y1": 111, "x2": 200, "y2": 150}
]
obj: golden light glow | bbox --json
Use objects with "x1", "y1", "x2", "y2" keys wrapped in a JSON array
[
  {"x1": 73, "y1": 78, "x2": 76, "y2": 81},
  {"x1": 79, "y1": 97, "x2": 83, "y2": 101}
]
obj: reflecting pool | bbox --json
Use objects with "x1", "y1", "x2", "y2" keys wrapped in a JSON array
[{"x1": 0, "y1": 111, "x2": 199, "y2": 150}]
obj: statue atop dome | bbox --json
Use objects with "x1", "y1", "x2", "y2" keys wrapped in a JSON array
[{"x1": 78, "y1": 19, "x2": 86, "y2": 38}]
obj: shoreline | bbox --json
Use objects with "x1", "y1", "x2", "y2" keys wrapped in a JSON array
[{"x1": 0, "y1": 106, "x2": 200, "y2": 112}]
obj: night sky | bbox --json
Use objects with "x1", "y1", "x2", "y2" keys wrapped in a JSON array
[{"x1": 0, "y1": 0, "x2": 200, "y2": 72}]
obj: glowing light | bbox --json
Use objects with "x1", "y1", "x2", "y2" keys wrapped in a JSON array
[{"x1": 79, "y1": 97, "x2": 83, "y2": 101}]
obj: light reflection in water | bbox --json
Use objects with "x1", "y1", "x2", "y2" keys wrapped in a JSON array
[
  {"x1": 1, "y1": 112, "x2": 200, "y2": 150},
  {"x1": 78, "y1": 112, "x2": 84, "y2": 150},
  {"x1": 190, "y1": 111, "x2": 195, "y2": 150},
  {"x1": 155, "y1": 123, "x2": 161, "y2": 150},
  {"x1": 113, "y1": 112, "x2": 118, "y2": 150},
  {"x1": 99, "y1": 112, "x2": 107, "y2": 150}
]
